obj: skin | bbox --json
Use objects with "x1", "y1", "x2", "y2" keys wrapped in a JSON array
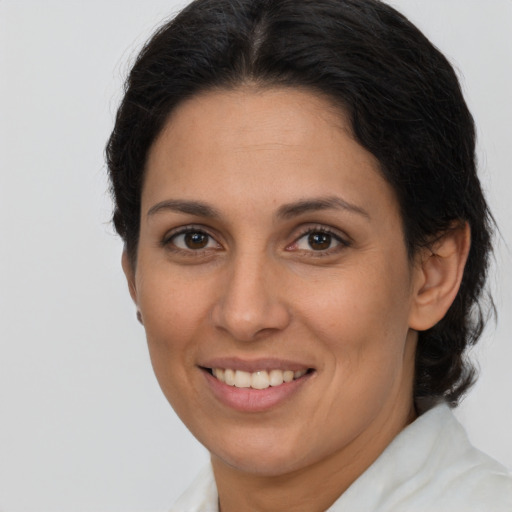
[{"x1": 123, "y1": 87, "x2": 470, "y2": 512}]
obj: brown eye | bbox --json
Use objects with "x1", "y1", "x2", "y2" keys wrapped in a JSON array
[
  {"x1": 289, "y1": 227, "x2": 349, "y2": 255},
  {"x1": 168, "y1": 229, "x2": 219, "y2": 251},
  {"x1": 184, "y1": 232, "x2": 209, "y2": 249},
  {"x1": 308, "y1": 232, "x2": 332, "y2": 250}
]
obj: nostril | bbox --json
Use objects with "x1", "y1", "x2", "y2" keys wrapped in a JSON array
[{"x1": 211, "y1": 307, "x2": 292, "y2": 342}]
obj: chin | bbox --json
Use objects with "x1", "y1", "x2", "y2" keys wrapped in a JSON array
[
  {"x1": 215, "y1": 450, "x2": 306, "y2": 477},
  {"x1": 208, "y1": 431, "x2": 319, "y2": 477}
]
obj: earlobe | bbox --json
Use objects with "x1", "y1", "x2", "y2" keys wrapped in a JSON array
[
  {"x1": 121, "y1": 250, "x2": 138, "y2": 306},
  {"x1": 409, "y1": 222, "x2": 471, "y2": 331}
]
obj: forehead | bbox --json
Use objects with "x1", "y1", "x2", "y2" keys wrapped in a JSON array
[
  {"x1": 143, "y1": 87, "x2": 398, "y2": 223},
  {"x1": 162, "y1": 86, "x2": 348, "y2": 145}
]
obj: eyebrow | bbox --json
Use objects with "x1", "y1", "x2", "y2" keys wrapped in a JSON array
[
  {"x1": 146, "y1": 195, "x2": 369, "y2": 220},
  {"x1": 147, "y1": 199, "x2": 220, "y2": 218},
  {"x1": 277, "y1": 196, "x2": 369, "y2": 220}
]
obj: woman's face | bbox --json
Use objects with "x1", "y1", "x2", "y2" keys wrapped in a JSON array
[{"x1": 127, "y1": 88, "x2": 422, "y2": 477}]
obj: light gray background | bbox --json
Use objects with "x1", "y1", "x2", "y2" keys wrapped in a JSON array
[{"x1": 0, "y1": 1, "x2": 511, "y2": 510}]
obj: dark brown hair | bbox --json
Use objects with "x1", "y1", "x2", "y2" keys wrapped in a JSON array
[{"x1": 107, "y1": 0, "x2": 494, "y2": 405}]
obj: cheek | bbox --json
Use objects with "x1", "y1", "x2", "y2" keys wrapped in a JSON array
[
  {"x1": 135, "y1": 272, "x2": 208, "y2": 415},
  {"x1": 294, "y1": 259, "x2": 414, "y2": 391},
  {"x1": 299, "y1": 264, "x2": 411, "y2": 342},
  {"x1": 138, "y1": 264, "x2": 209, "y2": 331},
  {"x1": 135, "y1": 268, "x2": 213, "y2": 386}
]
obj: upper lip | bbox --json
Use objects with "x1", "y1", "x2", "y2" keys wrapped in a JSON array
[{"x1": 198, "y1": 357, "x2": 313, "y2": 373}]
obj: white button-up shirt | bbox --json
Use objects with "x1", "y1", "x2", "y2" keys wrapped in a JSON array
[{"x1": 170, "y1": 403, "x2": 512, "y2": 511}]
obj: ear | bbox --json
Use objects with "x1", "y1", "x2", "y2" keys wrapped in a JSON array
[
  {"x1": 121, "y1": 250, "x2": 138, "y2": 306},
  {"x1": 409, "y1": 222, "x2": 471, "y2": 331}
]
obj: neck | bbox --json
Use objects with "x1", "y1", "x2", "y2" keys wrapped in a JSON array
[{"x1": 212, "y1": 399, "x2": 417, "y2": 512}]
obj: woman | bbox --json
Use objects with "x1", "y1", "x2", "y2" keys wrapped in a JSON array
[{"x1": 106, "y1": 0, "x2": 512, "y2": 510}]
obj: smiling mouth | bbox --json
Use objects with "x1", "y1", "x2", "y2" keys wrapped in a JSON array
[{"x1": 205, "y1": 368, "x2": 313, "y2": 390}]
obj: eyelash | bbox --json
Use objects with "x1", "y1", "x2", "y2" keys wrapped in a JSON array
[
  {"x1": 162, "y1": 225, "x2": 221, "y2": 256},
  {"x1": 161, "y1": 224, "x2": 351, "y2": 257},
  {"x1": 287, "y1": 226, "x2": 351, "y2": 257}
]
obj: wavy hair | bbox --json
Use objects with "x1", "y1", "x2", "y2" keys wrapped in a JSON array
[{"x1": 106, "y1": 0, "x2": 494, "y2": 405}]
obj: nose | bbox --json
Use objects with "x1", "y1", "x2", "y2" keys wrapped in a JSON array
[{"x1": 211, "y1": 252, "x2": 291, "y2": 342}]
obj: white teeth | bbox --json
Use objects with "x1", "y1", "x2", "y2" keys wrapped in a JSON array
[
  {"x1": 251, "y1": 371, "x2": 269, "y2": 390},
  {"x1": 269, "y1": 369, "x2": 284, "y2": 387},
  {"x1": 283, "y1": 370, "x2": 294, "y2": 383},
  {"x1": 224, "y1": 368, "x2": 236, "y2": 386},
  {"x1": 212, "y1": 368, "x2": 224, "y2": 381},
  {"x1": 234, "y1": 370, "x2": 252, "y2": 388},
  {"x1": 211, "y1": 367, "x2": 309, "y2": 389}
]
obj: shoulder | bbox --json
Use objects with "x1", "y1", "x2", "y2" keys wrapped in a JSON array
[
  {"x1": 417, "y1": 459, "x2": 512, "y2": 511},
  {"x1": 330, "y1": 403, "x2": 512, "y2": 512},
  {"x1": 423, "y1": 431, "x2": 512, "y2": 511},
  {"x1": 387, "y1": 403, "x2": 512, "y2": 511}
]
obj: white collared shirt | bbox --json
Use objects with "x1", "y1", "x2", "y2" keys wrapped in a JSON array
[{"x1": 170, "y1": 403, "x2": 512, "y2": 511}]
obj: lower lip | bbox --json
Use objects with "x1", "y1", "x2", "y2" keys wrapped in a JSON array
[{"x1": 203, "y1": 370, "x2": 313, "y2": 412}]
